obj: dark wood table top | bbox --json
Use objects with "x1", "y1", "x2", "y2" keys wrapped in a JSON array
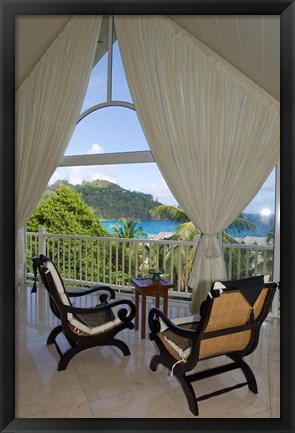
[{"x1": 130, "y1": 277, "x2": 175, "y2": 290}]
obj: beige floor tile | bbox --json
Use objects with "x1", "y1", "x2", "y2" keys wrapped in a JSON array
[
  {"x1": 15, "y1": 365, "x2": 87, "y2": 417},
  {"x1": 23, "y1": 412, "x2": 46, "y2": 418},
  {"x1": 43, "y1": 402, "x2": 94, "y2": 418},
  {"x1": 16, "y1": 341, "x2": 60, "y2": 373},
  {"x1": 249, "y1": 409, "x2": 272, "y2": 418},
  {"x1": 15, "y1": 284, "x2": 280, "y2": 419},
  {"x1": 270, "y1": 394, "x2": 280, "y2": 417},
  {"x1": 269, "y1": 359, "x2": 280, "y2": 397},
  {"x1": 89, "y1": 384, "x2": 189, "y2": 418},
  {"x1": 74, "y1": 350, "x2": 160, "y2": 401}
]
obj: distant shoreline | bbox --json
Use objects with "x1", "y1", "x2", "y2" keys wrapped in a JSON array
[
  {"x1": 102, "y1": 218, "x2": 274, "y2": 242},
  {"x1": 147, "y1": 232, "x2": 270, "y2": 245}
]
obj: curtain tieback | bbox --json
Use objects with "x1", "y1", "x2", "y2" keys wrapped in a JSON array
[{"x1": 202, "y1": 233, "x2": 220, "y2": 259}]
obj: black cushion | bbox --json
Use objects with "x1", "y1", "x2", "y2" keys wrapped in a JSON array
[
  {"x1": 220, "y1": 275, "x2": 265, "y2": 306},
  {"x1": 75, "y1": 300, "x2": 115, "y2": 328}
]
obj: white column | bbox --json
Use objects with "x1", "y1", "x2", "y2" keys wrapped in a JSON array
[{"x1": 271, "y1": 162, "x2": 280, "y2": 317}]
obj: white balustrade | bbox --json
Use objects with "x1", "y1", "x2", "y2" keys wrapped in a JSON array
[{"x1": 26, "y1": 228, "x2": 278, "y2": 315}]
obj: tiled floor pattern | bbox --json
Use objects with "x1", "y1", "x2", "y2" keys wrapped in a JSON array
[{"x1": 15, "y1": 284, "x2": 280, "y2": 418}]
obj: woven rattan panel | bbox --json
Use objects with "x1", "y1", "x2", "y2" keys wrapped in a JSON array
[
  {"x1": 199, "y1": 330, "x2": 251, "y2": 359},
  {"x1": 206, "y1": 291, "x2": 251, "y2": 331},
  {"x1": 156, "y1": 288, "x2": 269, "y2": 362}
]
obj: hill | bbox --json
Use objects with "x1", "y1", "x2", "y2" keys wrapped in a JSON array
[{"x1": 45, "y1": 180, "x2": 162, "y2": 220}]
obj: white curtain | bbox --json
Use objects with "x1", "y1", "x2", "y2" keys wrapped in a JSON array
[
  {"x1": 115, "y1": 15, "x2": 280, "y2": 312},
  {"x1": 15, "y1": 15, "x2": 102, "y2": 284}
]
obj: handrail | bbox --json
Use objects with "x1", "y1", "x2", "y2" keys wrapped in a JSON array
[{"x1": 26, "y1": 228, "x2": 276, "y2": 306}]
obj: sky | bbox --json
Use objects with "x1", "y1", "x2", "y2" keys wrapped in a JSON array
[{"x1": 50, "y1": 41, "x2": 276, "y2": 216}]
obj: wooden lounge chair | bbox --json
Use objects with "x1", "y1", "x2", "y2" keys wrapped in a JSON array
[
  {"x1": 148, "y1": 275, "x2": 277, "y2": 416},
  {"x1": 32, "y1": 254, "x2": 136, "y2": 371}
]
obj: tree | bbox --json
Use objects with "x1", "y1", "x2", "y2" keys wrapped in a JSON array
[
  {"x1": 27, "y1": 186, "x2": 109, "y2": 284},
  {"x1": 110, "y1": 218, "x2": 147, "y2": 239},
  {"x1": 150, "y1": 205, "x2": 256, "y2": 242},
  {"x1": 27, "y1": 185, "x2": 107, "y2": 237},
  {"x1": 150, "y1": 204, "x2": 257, "y2": 283}
]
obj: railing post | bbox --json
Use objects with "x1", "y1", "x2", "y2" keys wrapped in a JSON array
[{"x1": 38, "y1": 226, "x2": 46, "y2": 256}]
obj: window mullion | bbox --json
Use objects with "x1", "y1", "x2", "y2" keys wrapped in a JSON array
[{"x1": 107, "y1": 15, "x2": 113, "y2": 102}]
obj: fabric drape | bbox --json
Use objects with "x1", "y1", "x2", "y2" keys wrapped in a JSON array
[
  {"x1": 115, "y1": 15, "x2": 280, "y2": 312},
  {"x1": 15, "y1": 15, "x2": 102, "y2": 284}
]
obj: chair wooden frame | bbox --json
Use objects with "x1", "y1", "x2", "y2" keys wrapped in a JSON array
[
  {"x1": 32, "y1": 255, "x2": 136, "y2": 371},
  {"x1": 148, "y1": 279, "x2": 277, "y2": 416}
]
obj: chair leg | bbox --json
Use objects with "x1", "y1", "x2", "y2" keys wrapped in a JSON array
[
  {"x1": 176, "y1": 373, "x2": 199, "y2": 416},
  {"x1": 240, "y1": 360, "x2": 258, "y2": 393},
  {"x1": 57, "y1": 345, "x2": 85, "y2": 371},
  {"x1": 109, "y1": 338, "x2": 131, "y2": 356},
  {"x1": 47, "y1": 325, "x2": 62, "y2": 345},
  {"x1": 150, "y1": 355, "x2": 161, "y2": 372},
  {"x1": 229, "y1": 355, "x2": 258, "y2": 394}
]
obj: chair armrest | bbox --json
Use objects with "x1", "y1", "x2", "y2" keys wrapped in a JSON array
[
  {"x1": 148, "y1": 308, "x2": 197, "y2": 339},
  {"x1": 63, "y1": 299, "x2": 136, "y2": 323},
  {"x1": 66, "y1": 285, "x2": 116, "y2": 301}
]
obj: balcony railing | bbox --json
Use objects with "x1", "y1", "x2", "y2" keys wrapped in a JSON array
[{"x1": 26, "y1": 227, "x2": 279, "y2": 315}]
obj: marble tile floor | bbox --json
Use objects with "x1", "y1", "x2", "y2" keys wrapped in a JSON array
[{"x1": 15, "y1": 284, "x2": 280, "y2": 419}]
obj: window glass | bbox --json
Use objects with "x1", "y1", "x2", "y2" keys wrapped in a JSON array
[
  {"x1": 111, "y1": 38, "x2": 133, "y2": 103},
  {"x1": 50, "y1": 163, "x2": 178, "y2": 207},
  {"x1": 80, "y1": 54, "x2": 108, "y2": 113},
  {"x1": 80, "y1": 18, "x2": 109, "y2": 112},
  {"x1": 224, "y1": 167, "x2": 276, "y2": 241},
  {"x1": 65, "y1": 107, "x2": 150, "y2": 155}
]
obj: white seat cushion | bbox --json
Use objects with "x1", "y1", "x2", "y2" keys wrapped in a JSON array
[{"x1": 69, "y1": 304, "x2": 128, "y2": 336}]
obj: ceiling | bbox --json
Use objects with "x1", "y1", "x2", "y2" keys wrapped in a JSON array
[
  {"x1": 15, "y1": 15, "x2": 280, "y2": 101},
  {"x1": 170, "y1": 15, "x2": 279, "y2": 101},
  {"x1": 15, "y1": 16, "x2": 72, "y2": 88}
]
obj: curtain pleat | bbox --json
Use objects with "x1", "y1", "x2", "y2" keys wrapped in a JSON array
[
  {"x1": 115, "y1": 15, "x2": 280, "y2": 312},
  {"x1": 15, "y1": 15, "x2": 102, "y2": 284}
]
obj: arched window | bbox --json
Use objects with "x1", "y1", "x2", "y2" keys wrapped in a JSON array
[
  {"x1": 51, "y1": 16, "x2": 177, "y2": 207},
  {"x1": 50, "y1": 15, "x2": 280, "y2": 282}
]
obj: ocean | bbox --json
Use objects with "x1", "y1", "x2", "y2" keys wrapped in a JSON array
[
  {"x1": 102, "y1": 219, "x2": 179, "y2": 236},
  {"x1": 102, "y1": 214, "x2": 274, "y2": 239}
]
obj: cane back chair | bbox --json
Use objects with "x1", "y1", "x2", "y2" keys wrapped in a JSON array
[
  {"x1": 148, "y1": 275, "x2": 277, "y2": 416},
  {"x1": 32, "y1": 254, "x2": 136, "y2": 371}
]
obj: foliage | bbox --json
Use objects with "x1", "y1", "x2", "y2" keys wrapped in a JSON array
[
  {"x1": 27, "y1": 185, "x2": 108, "y2": 237},
  {"x1": 150, "y1": 205, "x2": 190, "y2": 223},
  {"x1": 151, "y1": 204, "x2": 259, "y2": 283},
  {"x1": 38, "y1": 179, "x2": 162, "y2": 220},
  {"x1": 75, "y1": 179, "x2": 162, "y2": 220},
  {"x1": 110, "y1": 218, "x2": 147, "y2": 239},
  {"x1": 27, "y1": 186, "x2": 109, "y2": 283},
  {"x1": 151, "y1": 205, "x2": 256, "y2": 240}
]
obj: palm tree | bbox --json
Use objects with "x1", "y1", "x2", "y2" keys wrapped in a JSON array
[
  {"x1": 110, "y1": 217, "x2": 147, "y2": 239},
  {"x1": 150, "y1": 205, "x2": 257, "y2": 241},
  {"x1": 109, "y1": 218, "x2": 147, "y2": 284},
  {"x1": 150, "y1": 205, "x2": 257, "y2": 284}
]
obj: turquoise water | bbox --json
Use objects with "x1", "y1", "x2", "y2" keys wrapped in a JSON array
[
  {"x1": 102, "y1": 216, "x2": 274, "y2": 238},
  {"x1": 102, "y1": 220, "x2": 179, "y2": 236}
]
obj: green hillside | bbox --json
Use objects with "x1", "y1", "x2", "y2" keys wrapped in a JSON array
[{"x1": 44, "y1": 179, "x2": 162, "y2": 220}]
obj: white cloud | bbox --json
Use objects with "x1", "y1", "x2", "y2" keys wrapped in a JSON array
[
  {"x1": 87, "y1": 143, "x2": 104, "y2": 154},
  {"x1": 142, "y1": 177, "x2": 178, "y2": 206},
  {"x1": 49, "y1": 165, "x2": 117, "y2": 186}
]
